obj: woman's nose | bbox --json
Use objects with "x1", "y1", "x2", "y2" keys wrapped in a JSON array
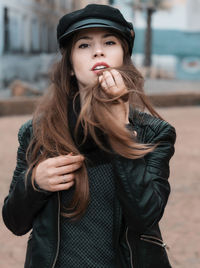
[{"x1": 93, "y1": 46, "x2": 105, "y2": 58}]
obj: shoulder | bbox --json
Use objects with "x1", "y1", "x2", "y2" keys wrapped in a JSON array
[
  {"x1": 129, "y1": 109, "x2": 176, "y2": 144},
  {"x1": 18, "y1": 119, "x2": 33, "y2": 147}
]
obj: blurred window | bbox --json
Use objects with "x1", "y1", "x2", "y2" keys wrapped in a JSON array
[
  {"x1": 9, "y1": 12, "x2": 21, "y2": 52},
  {"x1": 3, "y1": 7, "x2": 10, "y2": 52},
  {"x1": 40, "y1": 22, "x2": 48, "y2": 52},
  {"x1": 31, "y1": 19, "x2": 40, "y2": 52}
]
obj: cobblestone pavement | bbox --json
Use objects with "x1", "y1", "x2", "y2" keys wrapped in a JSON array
[{"x1": 0, "y1": 106, "x2": 200, "y2": 268}]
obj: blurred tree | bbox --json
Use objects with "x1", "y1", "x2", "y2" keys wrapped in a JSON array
[{"x1": 132, "y1": 0, "x2": 172, "y2": 76}]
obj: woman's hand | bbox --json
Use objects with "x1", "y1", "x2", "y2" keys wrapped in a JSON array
[
  {"x1": 34, "y1": 153, "x2": 84, "y2": 192},
  {"x1": 99, "y1": 69, "x2": 129, "y2": 124}
]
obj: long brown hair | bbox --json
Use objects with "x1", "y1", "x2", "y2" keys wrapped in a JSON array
[{"x1": 26, "y1": 31, "x2": 161, "y2": 220}]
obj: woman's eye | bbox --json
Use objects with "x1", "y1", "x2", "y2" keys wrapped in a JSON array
[
  {"x1": 106, "y1": 41, "x2": 116, "y2": 45},
  {"x1": 78, "y1": 43, "x2": 89, "y2": 49}
]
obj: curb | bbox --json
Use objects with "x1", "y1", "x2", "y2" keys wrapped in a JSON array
[
  {"x1": 0, "y1": 97, "x2": 39, "y2": 116},
  {"x1": 0, "y1": 92, "x2": 200, "y2": 116},
  {"x1": 148, "y1": 92, "x2": 200, "y2": 107}
]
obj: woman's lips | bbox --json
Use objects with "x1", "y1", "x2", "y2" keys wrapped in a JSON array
[{"x1": 91, "y1": 62, "x2": 110, "y2": 74}]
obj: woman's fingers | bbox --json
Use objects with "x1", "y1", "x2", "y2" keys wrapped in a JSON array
[
  {"x1": 56, "y1": 162, "x2": 83, "y2": 175},
  {"x1": 45, "y1": 154, "x2": 84, "y2": 168},
  {"x1": 34, "y1": 154, "x2": 84, "y2": 192},
  {"x1": 99, "y1": 69, "x2": 127, "y2": 96},
  {"x1": 110, "y1": 69, "x2": 125, "y2": 92},
  {"x1": 49, "y1": 173, "x2": 75, "y2": 186},
  {"x1": 54, "y1": 174, "x2": 75, "y2": 185},
  {"x1": 52, "y1": 181, "x2": 75, "y2": 192},
  {"x1": 38, "y1": 173, "x2": 76, "y2": 192},
  {"x1": 60, "y1": 174, "x2": 74, "y2": 183},
  {"x1": 103, "y1": 71, "x2": 116, "y2": 90},
  {"x1": 55, "y1": 154, "x2": 84, "y2": 167}
]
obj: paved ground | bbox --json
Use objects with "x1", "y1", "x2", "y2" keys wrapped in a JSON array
[{"x1": 0, "y1": 106, "x2": 200, "y2": 268}]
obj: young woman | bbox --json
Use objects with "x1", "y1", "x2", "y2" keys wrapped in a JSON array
[{"x1": 2, "y1": 4, "x2": 176, "y2": 268}]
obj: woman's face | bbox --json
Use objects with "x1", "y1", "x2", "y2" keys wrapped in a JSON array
[{"x1": 71, "y1": 28, "x2": 124, "y2": 90}]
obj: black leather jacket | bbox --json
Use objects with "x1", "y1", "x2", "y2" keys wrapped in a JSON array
[{"x1": 2, "y1": 110, "x2": 176, "y2": 268}]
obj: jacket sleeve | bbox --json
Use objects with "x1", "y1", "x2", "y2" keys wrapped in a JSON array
[
  {"x1": 2, "y1": 121, "x2": 52, "y2": 236},
  {"x1": 112, "y1": 118, "x2": 176, "y2": 233}
]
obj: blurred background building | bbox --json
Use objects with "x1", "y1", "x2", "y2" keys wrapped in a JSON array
[
  {"x1": 0, "y1": 0, "x2": 73, "y2": 90},
  {"x1": 0, "y1": 0, "x2": 108, "y2": 55},
  {"x1": 0, "y1": 0, "x2": 199, "y2": 93},
  {"x1": 111, "y1": 0, "x2": 200, "y2": 80},
  {"x1": 0, "y1": 0, "x2": 73, "y2": 55},
  {"x1": 0, "y1": 0, "x2": 109, "y2": 90}
]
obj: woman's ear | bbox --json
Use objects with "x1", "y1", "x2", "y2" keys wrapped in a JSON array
[{"x1": 70, "y1": 69, "x2": 75, "y2": 76}]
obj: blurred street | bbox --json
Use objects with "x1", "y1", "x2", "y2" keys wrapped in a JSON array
[{"x1": 0, "y1": 106, "x2": 200, "y2": 268}]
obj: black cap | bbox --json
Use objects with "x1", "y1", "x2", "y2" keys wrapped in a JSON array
[{"x1": 57, "y1": 4, "x2": 135, "y2": 55}]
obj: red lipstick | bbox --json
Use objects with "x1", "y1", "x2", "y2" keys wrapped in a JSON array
[{"x1": 91, "y1": 62, "x2": 110, "y2": 74}]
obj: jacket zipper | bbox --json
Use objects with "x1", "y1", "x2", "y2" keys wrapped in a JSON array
[
  {"x1": 52, "y1": 192, "x2": 61, "y2": 268},
  {"x1": 126, "y1": 227, "x2": 134, "y2": 268},
  {"x1": 140, "y1": 234, "x2": 168, "y2": 249}
]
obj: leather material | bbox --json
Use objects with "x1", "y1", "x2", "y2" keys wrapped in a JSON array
[{"x1": 2, "y1": 110, "x2": 176, "y2": 268}]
